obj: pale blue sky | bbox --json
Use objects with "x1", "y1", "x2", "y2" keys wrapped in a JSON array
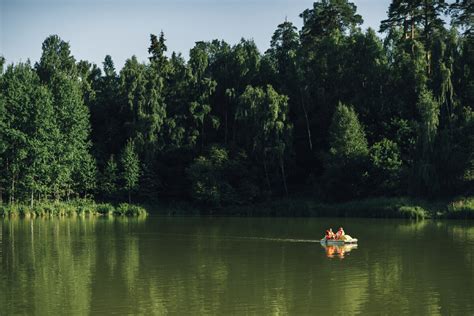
[{"x1": 1, "y1": 0, "x2": 391, "y2": 70}]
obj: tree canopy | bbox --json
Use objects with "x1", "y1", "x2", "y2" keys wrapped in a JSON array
[{"x1": 0, "y1": 0, "x2": 472, "y2": 207}]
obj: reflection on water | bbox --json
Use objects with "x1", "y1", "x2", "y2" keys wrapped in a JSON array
[
  {"x1": 1, "y1": 217, "x2": 473, "y2": 315},
  {"x1": 321, "y1": 243, "x2": 358, "y2": 259}
]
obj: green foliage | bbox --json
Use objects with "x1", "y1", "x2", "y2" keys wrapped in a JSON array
[
  {"x1": 0, "y1": 56, "x2": 5, "y2": 73},
  {"x1": 417, "y1": 88, "x2": 440, "y2": 153},
  {"x1": 187, "y1": 146, "x2": 258, "y2": 207},
  {"x1": 100, "y1": 155, "x2": 119, "y2": 198},
  {"x1": 121, "y1": 139, "x2": 140, "y2": 203},
  {"x1": 450, "y1": 0, "x2": 473, "y2": 37},
  {"x1": 148, "y1": 32, "x2": 168, "y2": 66},
  {"x1": 300, "y1": 0, "x2": 363, "y2": 41},
  {"x1": 1, "y1": 0, "x2": 473, "y2": 211},
  {"x1": 446, "y1": 197, "x2": 474, "y2": 219},
  {"x1": 236, "y1": 85, "x2": 292, "y2": 194},
  {"x1": 119, "y1": 55, "x2": 167, "y2": 155},
  {"x1": 313, "y1": 197, "x2": 428, "y2": 219},
  {"x1": 0, "y1": 63, "x2": 58, "y2": 202},
  {"x1": 369, "y1": 138, "x2": 403, "y2": 194},
  {"x1": 380, "y1": 0, "x2": 447, "y2": 42},
  {"x1": 329, "y1": 102, "x2": 368, "y2": 159},
  {"x1": 324, "y1": 103, "x2": 369, "y2": 200},
  {"x1": 187, "y1": 146, "x2": 232, "y2": 206},
  {"x1": 412, "y1": 88, "x2": 441, "y2": 195},
  {"x1": 35, "y1": 35, "x2": 77, "y2": 82},
  {"x1": 0, "y1": 200, "x2": 147, "y2": 217},
  {"x1": 115, "y1": 203, "x2": 148, "y2": 216}
]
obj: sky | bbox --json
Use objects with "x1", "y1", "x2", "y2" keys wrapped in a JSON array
[{"x1": 0, "y1": 0, "x2": 391, "y2": 70}]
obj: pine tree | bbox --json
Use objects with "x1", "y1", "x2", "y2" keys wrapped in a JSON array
[
  {"x1": 121, "y1": 139, "x2": 140, "y2": 203},
  {"x1": 324, "y1": 102, "x2": 369, "y2": 200},
  {"x1": 101, "y1": 155, "x2": 118, "y2": 199},
  {"x1": 328, "y1": 102, "x2": 369, "y2": 160}
]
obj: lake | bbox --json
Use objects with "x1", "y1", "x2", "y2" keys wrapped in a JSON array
[{"x1": 1, "y1": 217, "x2": 473, "y2": 315}]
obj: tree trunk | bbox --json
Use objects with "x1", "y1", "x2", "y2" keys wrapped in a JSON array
[
  {"x1": 30, "y1": 190, "x2": 34, "y2": 208},
  {"x1": 10, "y1": 177, "x2": 15, "y2": 204},
  {"x1": 424, "y1": 0, "x2": 431, "y2": 75}
]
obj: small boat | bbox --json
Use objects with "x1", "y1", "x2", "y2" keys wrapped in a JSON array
[{"x1": 320, "y1": 236, "x2": 358, "y2": 245}]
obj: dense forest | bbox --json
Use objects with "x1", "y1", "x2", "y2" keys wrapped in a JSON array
[{"x1": 0, "y1": 0, "x2": 473, "y2": 209}]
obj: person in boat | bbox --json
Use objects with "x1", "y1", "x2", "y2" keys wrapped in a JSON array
[
  {"x1": 336, "y1": 227, "x2": 345, "y2": 240},
  {"x1": 325, "y1": 228, "x2": 335, "y2": 240}
]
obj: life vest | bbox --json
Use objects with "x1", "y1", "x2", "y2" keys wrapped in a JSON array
[{"x1": 336, "y1": 229, "x2": 344, "y2": 239}]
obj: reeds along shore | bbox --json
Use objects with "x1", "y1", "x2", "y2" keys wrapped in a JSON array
[
  {"x1": 0, "y1": 200, "x2": 147, "y2": 218},
  {"x1": 1, "y1": 197, "x2": 473, "y2": 219}
]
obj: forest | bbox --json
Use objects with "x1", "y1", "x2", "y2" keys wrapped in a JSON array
[{"x1": 0, "y1": 0, "x2": 472, "y2": 213}]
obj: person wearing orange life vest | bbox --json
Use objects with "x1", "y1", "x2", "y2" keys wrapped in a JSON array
[
  {"x1": 336, "y1": 227, "x2": 345, "y2": 240},
  {"x1": 325, "y1": 228, "x2": 335, "y2": 240}
]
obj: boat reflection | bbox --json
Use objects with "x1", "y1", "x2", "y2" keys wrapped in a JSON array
[{"x1": 321, "y1": 243, "x2": 358, "y2": 259}]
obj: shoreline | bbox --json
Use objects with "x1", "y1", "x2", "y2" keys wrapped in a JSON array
[
  {"x1": 0, "y1": 201, "x2": 147, "y2": 218},
  {"x1": 146, "y1": 196, "x2": 474, "y2": 219},
  {"x1": 1, "y1": 196, "x2": 473, "y2": 219}
]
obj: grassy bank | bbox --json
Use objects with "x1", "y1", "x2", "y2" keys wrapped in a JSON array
[
  {"x1": 0, "y1": 200, "x2": 148, "y2": 218},
  {"x1": 235, "y1": 196, "x2": 474, "y2": 219},
  {"x1": 216, "y1": 197, "x2": 429, "y2": 219},
  {"x1": 2, "y1": 197, "x2": 473, "y2": 219},
  {"x1": 146, "y1": 196, "x2": 474, "y2": 219}
]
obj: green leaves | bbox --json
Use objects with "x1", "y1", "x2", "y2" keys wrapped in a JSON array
[
  {"x1": 324, "y1": 103, "x2": 369, "y2": 200},
  {"x1": 416, "y1": 88, "x2": 440, "y2": 154},
  {"x1": 121, "y1": 139, "x2": 140, "y2": 203},
  {"x1": 0, "y1": 35, "x2": 97, "y2": 202},
  {"x1": 369, "y1": 138, "x2": 403, "y2": 194},
  {"x1": 236, "y1": 85, "x2": 292, "y2": 194},
  {"x1": 1, "y1": 1, "x2": 473, "y2": 206},
  {"x1": 35, "y1": 35, "x2": 77, "y2": 83},
  {"x1": 186, "y1": 146, "x2": 258, "y2": 207},
  {"x1": 329, "y1": 102, "x2": 368, "y2": 160},
  {"x1": 300, "y1": 0, "x2": 363, "y2": 42}
]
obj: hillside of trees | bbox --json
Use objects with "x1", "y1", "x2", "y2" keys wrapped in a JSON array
[{"x1": 0, "y1": 0, "x2": 473, "y2": 209}]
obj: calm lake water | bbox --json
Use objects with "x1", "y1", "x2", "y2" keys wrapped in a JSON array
[{"x1": 1, "y1": 216, "x2": 473, "y2": 315}]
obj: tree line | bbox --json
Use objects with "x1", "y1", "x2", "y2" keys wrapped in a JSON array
[{"x1": 0, "y1": 0, "x2": 472, "y2": 207}]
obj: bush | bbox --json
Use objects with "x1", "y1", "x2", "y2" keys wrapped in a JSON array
[
  {"x1": 96, "y1": 203, "x2": 115, "y2": 215},
  {"x1": 446, "y1": 198, "x2": 474, "y2": 219},
  {"x1": 115, "y1": 203, "x2": 147, "y2": 216},
  {"x1": 186, "y1": 146, "x2": 259, "y2": 207},
  {"x1": 0, "y1": 200, "x2": 148, "y2": 218},
  {"x1": 369, "y1": 138, "x2": 403, "y2": 194}
]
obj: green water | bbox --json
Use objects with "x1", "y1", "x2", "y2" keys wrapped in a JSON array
[{"x1": 1, "y1": 217, "x2": 473, "y2": 315}]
